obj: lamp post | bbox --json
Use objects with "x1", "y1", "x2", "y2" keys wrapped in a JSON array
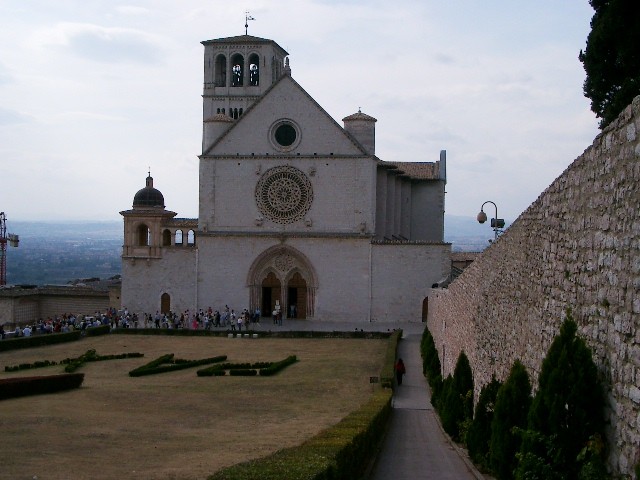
[{"x1": 477, "y1": 201, "x2": 505, "y2": 241}]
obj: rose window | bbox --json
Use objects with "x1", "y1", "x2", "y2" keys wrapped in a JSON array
[{"x1": 255, "y1": 166, "x2": 313, "y2": 224}]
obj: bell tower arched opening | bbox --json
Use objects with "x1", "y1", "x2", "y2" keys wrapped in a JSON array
[
  {"x1": 215, "y1": 54, "x2": 226, "y2": 86},
  {"x1": 248, "y1": 53, "x2": 259, "y2": 86},
  {"x1": 231, "y1": 54, "x2": 244, "y2": 86}
]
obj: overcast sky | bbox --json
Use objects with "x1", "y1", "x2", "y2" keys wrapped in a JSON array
[{"x1": 0, "y1": 1, "x2": 599, "y2": 224}]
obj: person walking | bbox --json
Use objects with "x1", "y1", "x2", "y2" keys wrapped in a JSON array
[{"x1": 394, "y1": 358, "x2": 406, "y2": 385}]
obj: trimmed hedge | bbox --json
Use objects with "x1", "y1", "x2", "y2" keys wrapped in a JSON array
[
  {"x1": 62, "y1": 349, "x2": 144, "y2": 373},
  {"x1": 0, "y1": 330, "x2": 82, "y2": 352},
  {"x1": 85, "y1": 324, "x2": 111, "y2": 336},
  {"x1": 380, "y1": 329, "x2": 402, "y2": 388},
  {"x1": 111, "y1": 328, "x2": 392, "y2": 340},
  {"x1": 0, "y1": 373, "x2": 85, "y2": 400},
  {"x1": 197, "y1": 356, "x2": 299, "y2": 377},
  {"x1": 207, "y1": 388, "x2": 393, "y2": 480},
  {"x1": 259, "y1": 355, "x2": 297, "y2": 376},
  {"x1": 129, "y1": 354, "x2": 227, "y2": 377}
]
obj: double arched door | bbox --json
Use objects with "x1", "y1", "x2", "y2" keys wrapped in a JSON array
[{"x1": 250, "y1": 245, "x2": 316, "y2": 320}]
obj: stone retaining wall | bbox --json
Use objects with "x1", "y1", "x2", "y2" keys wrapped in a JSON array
[{"x1": 427, "y1": 95, "x2": 640, "y2": 476}]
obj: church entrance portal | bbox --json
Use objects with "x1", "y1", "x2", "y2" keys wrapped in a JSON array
[{"x1": 248, "y1": 245, "x2": 317, "y2": 320}]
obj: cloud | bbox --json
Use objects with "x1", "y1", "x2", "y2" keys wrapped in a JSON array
[
  {"x1": 0, "y1": 107, "x2": 33, "y2": 126},
  {"x1": 34, "y1": 23, "x2": 164, "y2": 64},
  {"x1": 115, "y1": 6, "x2": 150, "y2": 16}
]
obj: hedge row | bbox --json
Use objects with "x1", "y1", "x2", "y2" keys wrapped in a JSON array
[
  {"x1": 111, "y1": 328, "x2": 391, "y2": 340},
  {"x1": 0, "y1": 373, "x2": 85, "y2": 400},
  {"x1": 129, "y1": 354, "x2": 227, "y2": 377},
  {"x1": 63, "y1": 349, "x2": 145, "y2": 373},
  {"x1": 4, "y1": 350, "x2": 144, "y2": 372},
  {"x1": 0, "y1": 330, "x2": 82, "y2": 352},
  {"x1": 208, "y1": 388, "x2": 393, "y2": 480},
  {"x1": 196, "y1": 356, "x2": 298, "y2": 377},
  {"x1": 380, "y1": 330, "x2": 402, "y2": 388},
  {"x1": 85, "y1": 324, "x2": 111, "y2": 336}
]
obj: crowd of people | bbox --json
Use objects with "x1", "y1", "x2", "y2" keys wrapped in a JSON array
[{"x1": 0, "y1": 304, "x2": 290, "y2": 339}]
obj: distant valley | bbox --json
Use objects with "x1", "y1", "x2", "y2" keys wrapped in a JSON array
[{"x1": 4, "y1": 216, "x2": 504, "y2": 286}]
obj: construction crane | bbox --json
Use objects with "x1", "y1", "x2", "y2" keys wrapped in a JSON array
[{"x1": 0, "y1": 212, "x2": 19, "y2": 286}]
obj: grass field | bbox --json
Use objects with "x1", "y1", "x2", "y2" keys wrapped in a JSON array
[{"x1": 0, "y1": 334, "x2": 388, "y2": 480}]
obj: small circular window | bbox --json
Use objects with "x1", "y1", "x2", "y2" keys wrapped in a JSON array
[
  {"x1": 269, "y1": 119, "x2": 300, "y2": 152},
  {"x1": 275, "y1": 124, "x2": 296, "y2": 146}
]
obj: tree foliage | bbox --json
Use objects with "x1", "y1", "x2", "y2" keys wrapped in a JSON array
[
  {"x1": 579, "y1": 0, "x2": 640, "y2": 128},
  {"x1": 420, "y1": 326, "x2": 443, "y2": 402},
  {"x1": 490, "y1": 360, "x2": 532, "y2": 480},
  {"x1": 467, "y1": 375, "x2": 503, "y2": 469},
  {"x1": 437, "y1": 351, "x2": 474, "y2": 441},
  {"x1": 518, "y1": 314, "x2": 606, "y2": 479}
]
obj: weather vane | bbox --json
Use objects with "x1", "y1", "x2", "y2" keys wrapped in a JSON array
[{"x1": 245, "y1": 11, "x2": 255, "y2": 35}]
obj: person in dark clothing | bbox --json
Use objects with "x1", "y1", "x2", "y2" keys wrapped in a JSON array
[{"x1": 395, "y1": 358, "x2": 406, "y2": 385}]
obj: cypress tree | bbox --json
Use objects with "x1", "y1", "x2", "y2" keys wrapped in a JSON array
[
  {"x1": 439, "y1": 351, "x2": 474, "y2": 441},
  {"x1": 490, "y1": 360, "x2": 532, "y2": 480},
  {"x1": 467, "y1": 375, "x2": 502, "y2": 469},
  {"x1": 518, "y1": 314, "x2": 606, "y2": 478}
]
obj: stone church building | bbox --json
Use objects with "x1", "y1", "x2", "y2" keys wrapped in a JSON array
[{"x1": 120, "y1": 34, "x2": 451, "y2": 323}]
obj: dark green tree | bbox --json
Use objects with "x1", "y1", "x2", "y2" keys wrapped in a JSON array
[
  {"x1": 467, "y1": 375, "x2": 503, "y2": 470},
  {"x1": 420, "y1": 327, "x2": 443, "y2": 402},
  {"x1": 490, "y1": 360, "x2": 532, "y2": 480},
  {"x1": 438, "y1": 351, "x2": 474, "y2": 441},
  {"x1": 517, "y1": 314, "x2": 606, "y2": 479},
  {"x1": 579, "y1": 0, "x2": 640, "y2": 128}
]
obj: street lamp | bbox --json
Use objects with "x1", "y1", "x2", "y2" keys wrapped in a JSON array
[{"x1": 477, "y1": 200, "x2": 505, "y2": 241}]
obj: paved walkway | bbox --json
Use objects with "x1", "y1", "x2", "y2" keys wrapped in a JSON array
[
  {"x1": 369, "y1": 331, "x2": 483, "y2": 479},
  {"x1": 269, "y1": 320, "x2": 485, "y2": 479}
]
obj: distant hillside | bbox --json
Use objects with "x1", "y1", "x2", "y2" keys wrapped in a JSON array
[{"x1": 4, "y1": 216, "x2": 507, "y2": 285}]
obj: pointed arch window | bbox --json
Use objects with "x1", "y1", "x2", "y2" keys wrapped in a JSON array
[
  {"x1": 231, "y1": 54, "x2": 244, "y2": 86},
  {"x1": 215, "y1": 54, "x2": 226, "y2": 86},
  {"x1": 249, "y1": 53, "x2": 259, "y2": 86}
]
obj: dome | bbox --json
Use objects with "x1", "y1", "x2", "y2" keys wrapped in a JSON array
[{"x1": 133, "y1": 174, "x2": 165, "y2": 208}]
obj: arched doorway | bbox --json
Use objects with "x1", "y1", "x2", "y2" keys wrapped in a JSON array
[
  {"x1": 261, "y1": 272, "x2": 281, "y2": 317},
  {"x1": 287, "y1": 272, "x2": 307, "y2": 319},
  {"x1": 248, "y1": 245, "x2": 317, "y2": 320},
  {"x1": 161, "y1": 293, "x2": 171, "y2": 314}
]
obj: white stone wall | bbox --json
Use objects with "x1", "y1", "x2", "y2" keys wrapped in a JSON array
[
  {"x1": 427, "y1": 96, "x2": 640, "y2": 477},
  {"x1": 121, "y1": 248, "x2": 196, "y2": 316},
  {"x1": 371, "y1": 243, "x2": 451, "y2": 322}
]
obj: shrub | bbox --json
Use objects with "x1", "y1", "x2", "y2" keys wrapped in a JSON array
[
  {"x1": 0, "y1": 330, "x2": 82, "y2": 352},
  {"x1": 380, "y1": 330, "x2": 402, "y2": 388},
  {"x1": 467, "y1": 375, "x2": 502, "y2": 469},
  {"x1": 259, "y1": 355, "x2": 297, "y2": 376},
  {"x1": 517, "y1": 313, "x2": 606, "y2": 479},
  {"x1": 437, "y1": 351, "x2": 473, "y2": 441},
  {"x1": 490, "y1": 360, "x2": 532, "y2": 480},
  {"x1": 207, "y1": 389, "x2": 392, "y2": 480},
  {"x1": 129, "y1": 354, "x2": 227, "y2": 377},
  {"x1": 0, "y1": 373, "x2": 84, "y2": 400},
  {"x1": 420, "y1": 326, "x2": 443, "y2": 403},
  {"x1": 85, "y1": 324, "x2": 110, "y2": 336}
]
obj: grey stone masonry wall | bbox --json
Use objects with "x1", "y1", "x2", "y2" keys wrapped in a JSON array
[{"x1": 428, "y1": 95, "x2": 640, "y2": 477}]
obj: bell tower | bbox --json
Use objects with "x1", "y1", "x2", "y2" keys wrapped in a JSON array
[{"x1": 201, "y1": 35, "x2": 289, "y2": 153}]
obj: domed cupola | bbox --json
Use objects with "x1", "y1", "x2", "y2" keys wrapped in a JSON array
[{"x1": 133, "y1": 173, "x2": 165, "y2": 208}]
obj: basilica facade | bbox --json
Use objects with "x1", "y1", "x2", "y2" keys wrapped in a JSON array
[{"x1": 120, "y1": 34, "x2": 451, "y2": 323}]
